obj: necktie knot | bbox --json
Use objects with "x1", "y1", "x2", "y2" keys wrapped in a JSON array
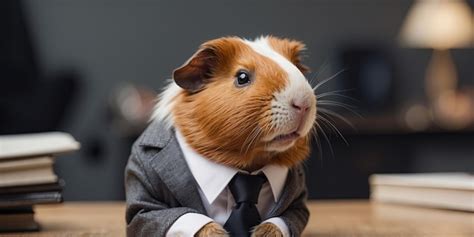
[{"x1": 228, "y1": 173, "x2": 266, "y2": 204}]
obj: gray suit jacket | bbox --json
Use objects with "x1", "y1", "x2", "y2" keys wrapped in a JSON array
[{"x1": 125, "y1": 120, "x2": 309, "y2": 237}]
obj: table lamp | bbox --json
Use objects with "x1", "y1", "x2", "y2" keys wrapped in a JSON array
[{"x1": 399, "y1": 0, "x2": 473, "y2": 128}]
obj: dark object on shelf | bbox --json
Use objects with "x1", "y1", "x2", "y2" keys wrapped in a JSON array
[{"x1": 337, "y1": 46, "x2": 396, "y2": 115}]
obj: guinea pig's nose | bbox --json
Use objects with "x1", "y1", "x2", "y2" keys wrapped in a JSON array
[{"x1": 291, "y1": 98, "x2": 310, "y2": 115}]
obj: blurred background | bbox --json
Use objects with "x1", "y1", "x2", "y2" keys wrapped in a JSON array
[{"x1": 1, "y1": 0, "x2": 473, "y2": 201}]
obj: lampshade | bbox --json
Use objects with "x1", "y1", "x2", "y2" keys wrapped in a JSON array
[{"x1": 399, "y1": 0, "x2": 473, "y2": 49}]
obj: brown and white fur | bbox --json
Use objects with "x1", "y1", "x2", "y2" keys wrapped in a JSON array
[{"x1": 152, "y1": 36, "x2": 317, "y2": 236}]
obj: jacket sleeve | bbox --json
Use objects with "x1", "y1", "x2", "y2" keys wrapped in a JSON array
[
  {"x1": 278, "y1": 166, "x2": 310, "y2": 237},
  {"x1": 125, "y1": 151, "x2": 199, "y2": 237}
]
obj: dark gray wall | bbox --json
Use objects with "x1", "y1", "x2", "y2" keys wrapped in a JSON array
[{"x1": 24, "y1": 0, "x2": 473, "y2": 200}]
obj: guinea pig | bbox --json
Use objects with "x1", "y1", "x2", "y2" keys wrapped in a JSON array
[
  {"x1": 154, "y1": 36, "x2": 316, "y2": 170},
  {"x1": 125, "y1": 36, "x2": 317, "y2": 237}
]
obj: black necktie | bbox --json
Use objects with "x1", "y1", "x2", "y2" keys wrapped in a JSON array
[{"x1": 224, "y1": 173, "x2": 267, "y2": 237}]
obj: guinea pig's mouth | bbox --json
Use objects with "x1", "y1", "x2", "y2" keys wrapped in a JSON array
[{"x1": 269, "y1": 131, "x2": 300, "y2": 144}]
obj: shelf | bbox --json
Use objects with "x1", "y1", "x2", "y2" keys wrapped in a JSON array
[{"x1": 330, "y1": 115, "x2": 474, "y2": 136}]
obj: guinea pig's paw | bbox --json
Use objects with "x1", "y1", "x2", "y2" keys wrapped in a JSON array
[
  {"x1": 195, "y1": 222, "x2": 229, "y2": 237},
  {"x1": 251, "y1": 222, "x2": 284, "y2": 237}
]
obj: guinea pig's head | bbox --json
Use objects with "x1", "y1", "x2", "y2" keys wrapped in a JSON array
[{"x1": 155, "y1": 36, "x2": 317, "y2": 170}]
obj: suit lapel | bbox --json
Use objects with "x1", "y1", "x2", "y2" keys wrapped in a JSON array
[
  {"x1": 267, "y1": 167, "x2": 300, "y2": 217},
  {"x1": 147, "y1": 124, "x2": 207, "y2": 214}
]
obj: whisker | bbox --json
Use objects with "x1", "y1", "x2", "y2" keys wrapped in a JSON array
[
  {"x1": 307, "y1": 60, "x2": 330, "y2": 88},
  {"x1": 315, "y1": 60, "x2": 330, "y2": 78},
  {"x1": 240, "y1": 123, "x2": 261, "y2": 155},
  {"x1": 313, "y1": 69, "x2": 346, "y2": 91},
  {"x1": 244, "y1": 121, "x2": 274, "y2": 155},
  {"x1": 243, "y1": 126, "x2": 262, "y2": 155},
  {"x1": 315, "y1": 120, "x2": 335, "y2": 158},
  {"x1": 308, "y1": 71, "x2": 318, "y2": 88},
  {"x1": 318, "y1": 100, "x2": 357, "y2": 109},
  {"x1": 310, "y1": 60, "x2": 330, "y2": 85},
  {"x1": 317, "y1": 100, "x2": 362, "y2": 118},
  {"x1": 311, "y1": 125, "x2": 324, "y2": 162},
  {"x1": 318, "y1": 114, "x2": 349, "y2": 146},
  {"x1": 318, "y1": 108, "x2": 355, "y2": 130},
  {"x1": 316, "y1": 89, "x2": 358, "y2": 101}
]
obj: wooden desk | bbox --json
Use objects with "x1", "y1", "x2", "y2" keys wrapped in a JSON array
[{"x1": 1, "y1": 201, "x2": 473, "y2": 236}]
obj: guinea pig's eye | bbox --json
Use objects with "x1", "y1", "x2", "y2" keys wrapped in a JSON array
[{"x1": 234, "y1": 70, "x2": 252, "y2": 87}]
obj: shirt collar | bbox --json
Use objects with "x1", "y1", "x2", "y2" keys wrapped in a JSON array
[{"x1": 175, "y1": 130, "x2": 288, "y2": 204}]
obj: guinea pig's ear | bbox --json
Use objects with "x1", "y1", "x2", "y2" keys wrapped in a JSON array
[
  {"x1": 268, "y1": 37, "x2": 310, "y2": 73},
  {"x1": 172, "y1": 47, "x2": 218, "y2": 93}
]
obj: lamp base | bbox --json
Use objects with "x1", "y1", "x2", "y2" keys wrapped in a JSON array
[
  {"x1": 425, "y1": 49, "x2": 457, "y2": 101},
  {"x1": 425, "y1": 49, "x2": 472, "y2": 129}
]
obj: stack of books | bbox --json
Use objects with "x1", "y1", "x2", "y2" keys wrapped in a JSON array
[
  {"x1": 0, "y1": 132, "x2": 80, "y2": 232},
  {"x1": 370, "y1": 173, "x2": 474, "y2": 212}
]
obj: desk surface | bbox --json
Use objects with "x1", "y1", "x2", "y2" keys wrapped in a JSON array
[{"x1": 1, "y1": 200, "x2": 473, "y2": 237}]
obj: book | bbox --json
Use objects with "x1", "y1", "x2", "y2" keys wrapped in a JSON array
[
  {"x1": 0, "y1": 156, "x2": 54, "y2": 171},
  {"x1": 0, "y1": 132, "x2": 78, "y2": 233},
  {"x1": 370, "y1": 173, "x2": 474, "y2": 211},
  {"x1": 0, "y1": 157, "x2": 57, "y2": 188},
  {"x1": 0, "y1": 191, "x2": 63, "y2": 208},
  {"x1": 0, "y1": 132, "x2": 80, "y2": 160},
  {"x1": 0, "y1": 180, "x2": 64, "y2": 195},
  {"x1": 0, "y1": 206, "x2": 39, "y2": 232}
]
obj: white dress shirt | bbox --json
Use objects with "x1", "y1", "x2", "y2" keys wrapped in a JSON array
[{"x1": 166, "y1": 130, "x2": 291, "y2": 237}]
